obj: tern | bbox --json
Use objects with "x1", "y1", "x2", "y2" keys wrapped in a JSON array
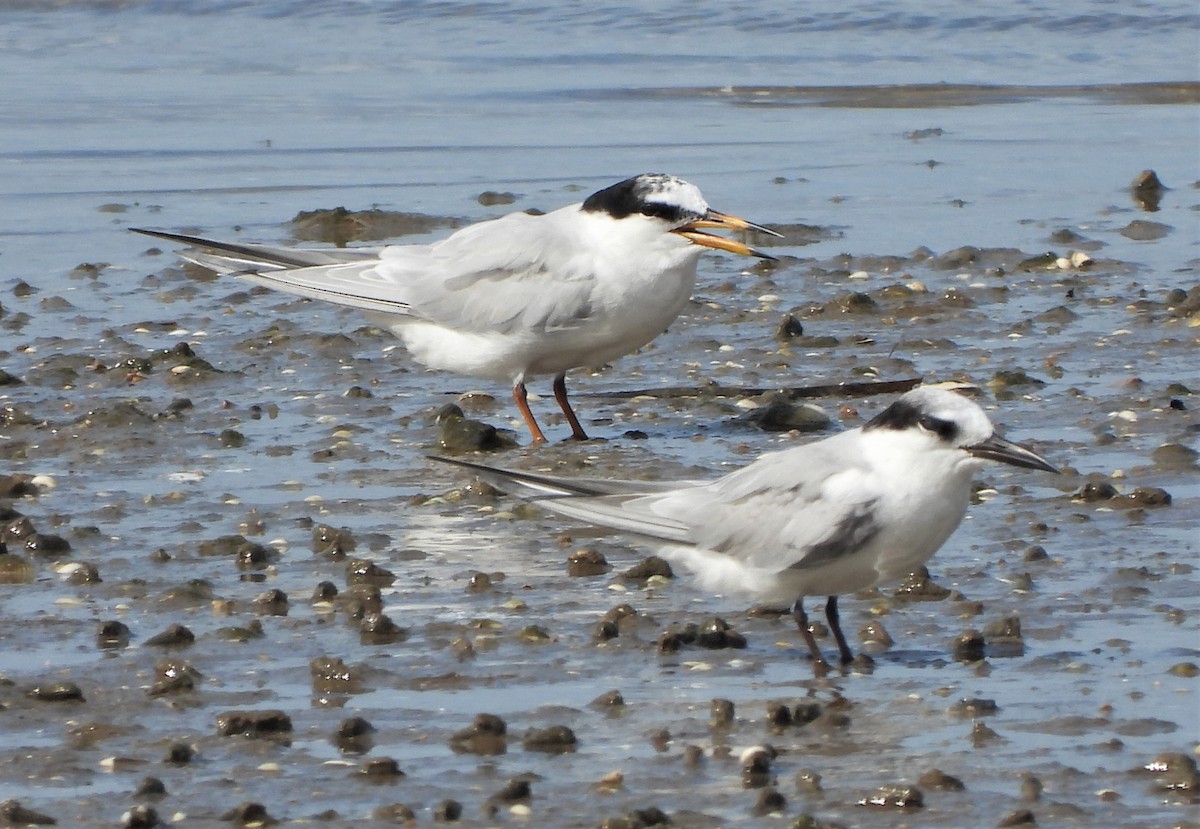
[
  {"x1": 131, "y1": 173, "x2": 778, "y2": 443},
  {"x1": 434, "y1": 386, "x2": 1059, "y2": 670}
]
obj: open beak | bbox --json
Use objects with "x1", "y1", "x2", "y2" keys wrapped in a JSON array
[
  {"x1": 672, "y1": 209, "x2": 781, "y2": 260},
  {"x1": 967, "y1": 434, "x2": 1059, "y2": 473}
]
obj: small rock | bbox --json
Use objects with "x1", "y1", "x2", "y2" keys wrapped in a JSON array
[
  {"x1": 97, "y1": 620, "x2": 133, "y2": 649},
  {"x1": 949, "y1": 698, "x2": 999, "y2": 717},
  {"x1": 163, "y1": 742, "x2": 195, "y2": 765},
  {"x1": 567, "y1": 547, "x2": 610, "y2": 576},
  {"x1": 998, "y1": 809, "x2": 1036, "y2": 826},
  {"x1": 133, "y1": 777, "x2": 167, "y2": 798},
  {"x1": 372, "y1": 804, "x2": 416, "y2": 823},
  {"x1": 709, "y1": 698, "x2": 735, "y2": 728},
  {"x1": 450, "y1": 713, "x2": 507, "y2": 755},
  {"x1": 359, "y1": 612, "x2": 409, "y2": 645},
  {"x1": 792, "y1": 702, "x2": 822, "y2": 726},
  {"x1": 253, "y1": 588, "x2": 289, "y2": 616},
  {"x1": 312, "y1": 524, "x2": 356, "y2": 556},
  {"x1": 1109, "y1": 487, "x2": 1172, "y2": 509},
  {"x1": 741, "y1": 745, "x2": 776, "y2": 788},
  {"x1": 1023, "y1": 545, "x2": 1049, "y2": 562},
  {"x1": 1119, "y1": 219, "x2": 1170, "y2": 240},
  {"x1": 359, "y1": 756, "x2": 405, "y2": 779},
  {"x1": 918, "y1": 769, "x2": 965, "y2": 790},
  {"x1": 622, "y1": 555, "x2": 673, "y2": 580},
  {"x1": 1076, "y1": 480, "x2": 1118, "y2": 501},
  {"x1": 215, "y1": 710, "x2": 293, "y2": 738},
  {"x1": 893, "y1": 566, "x2": 951, "y2": 600},
  {"x1": 751, "y1": 788, "x2": 786, "y2": 815},
  {"x1": 435, "y1": 403, "x2": 512, "y2": 452},
  {"x1": 775, "y1": 314, "x2": 804, "y2": 340},
  {"x1": 219, "y1": 802, "x2": 276, "y2": 826},
  {"x1": 743, "y1": 396, "x2": 831, "y2": 433},
  {"x1": 522, "y1": 725, "x2": 577, "y2": 753},
  {"x1": 144, "y1": 624, "x2": 195, "y2": 647},
  {"x1": 0, "y1": 800, "x2": 57, "y2": 826},
  {"x1": 489, "y1": 778, "x2": 532, "y2": 805},
  {"x1": 345, "y1": 558, "x2": 396, "y2": 586},
  {"x1": 432, "y1": 799, "x2": 463, "y2": 822},
  {"x1": 591, "y1": 689, "x2": 625, "y2": 708},
  {"x1": 971, "y1": 721, "x2": 1002, "y2": 746},
  {"x1": 1131, "y1": 169, "x2": 1166, "y2": 211},
  {"x1": 983, "y1": 616, "x2": 1025, "y2": 658},
  {"x1": 27, "y1": 682, "x2": 84, "y2": 702}
]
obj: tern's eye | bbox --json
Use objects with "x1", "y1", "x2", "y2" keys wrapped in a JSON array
[{"x1": 918, "y1": 415, "x2": 957, "y2": 441}]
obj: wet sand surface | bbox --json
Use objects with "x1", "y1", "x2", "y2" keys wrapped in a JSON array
[{"x1": 1, "y1": 2, "x2": 1198, "y2": 827}]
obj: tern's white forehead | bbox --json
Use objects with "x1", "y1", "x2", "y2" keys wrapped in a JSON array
[{"x1": 634, "y1": 174, "x2": 709, "y2": 214}]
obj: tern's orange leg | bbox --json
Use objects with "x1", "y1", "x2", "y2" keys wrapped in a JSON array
[
  {"x1": 552, "y1": 373, "x2": 589, "y2": 441},
  {"x1": 513, "y1": 381, "x2": 547, "y2": 444}
]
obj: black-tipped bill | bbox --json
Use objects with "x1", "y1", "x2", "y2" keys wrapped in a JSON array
[
  {"x1": 967, "y1": 434, "x2": 1059, "y2": 473},
  {"x1": 672, "y1": 209, "x2": 781, "y2": 260}
]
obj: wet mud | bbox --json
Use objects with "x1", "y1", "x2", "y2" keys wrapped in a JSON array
[{"x1": 1, "y1": 160, "x2": 1196, "y2": 827}]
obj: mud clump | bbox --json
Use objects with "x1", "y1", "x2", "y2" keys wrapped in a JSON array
[
  {"x1": 567, "y1": 547, "x2": 611, "y2": 576},
  {"x1": 522, "y1": 724, "x2": 577, "y2": 754},
  {"x1": 435, "y1": 403, "x2": 515, "y2": 452},
  {"x1": 450, "y1": 713, "x2": 508, "y2": 756},
  {"x1": 215, "y1": 710, "x2": 293, "y2": 739},
  {"x1": 290, "y1": 206, "x2": 461, "y2": 244}
]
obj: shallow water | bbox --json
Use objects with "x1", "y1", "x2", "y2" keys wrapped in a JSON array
[{"x1": 0, "y1": 1, "x2": 1198, "y2": 827}]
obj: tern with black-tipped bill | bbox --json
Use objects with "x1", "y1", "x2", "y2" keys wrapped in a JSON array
[
  {"x1": 132, "y1": 173, "x2": 778, "y2": 443},
  {"x1": 435, "y1": 386, "x2": 1059, "y2": 670}
]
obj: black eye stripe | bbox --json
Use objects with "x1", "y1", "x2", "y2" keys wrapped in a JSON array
[
  {"x1": 864, "y1": 400, "x2": 960, "y2": 442},
  {"x1": 919, "y1": 415, "x2": 959, "y2": 441}
]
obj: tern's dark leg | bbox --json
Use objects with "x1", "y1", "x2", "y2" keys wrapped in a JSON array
[
  {"x1": 791, "y1": 597, "x2": 828, "y2": 668},
  {"x1": 825, "y1": 595, "x2": 855, "y2": 664},
  {"x1": 552, "y1": 373, "x2": 589, "y2": 441},
  {"x1": 512, "y1": 381, "x2": 547, "y2": 444}
]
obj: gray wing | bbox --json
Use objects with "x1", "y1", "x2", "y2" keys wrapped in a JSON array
[
  {"x1": 646, "y1": 436, "x2": 884, "y2": 572},
  {"x1": 134, "y1": 210, "x2": 601, "y2": 334},
  {"x1": 377, "y1": 208, "x2": 600, "y2": 334},
  {"x1": 436, "y1": 433, "x2": 886, "y2": 573}
]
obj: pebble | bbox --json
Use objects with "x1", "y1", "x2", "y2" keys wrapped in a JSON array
[
  {"x1": 432, "y1": 799, "x2": 463, "y2": 822},
  {"x1": 450, "y1": 713, "x2": 508, "y2": 756},
  {"x1": 219, "y1": 802, "x2": 276, "y2": 826},
  {"x1": 144, "y1": 624, "x2": 195, "y2": 647},
  {"x1": 567, "y1": 547, "x2": 611, "y2": 576},
  {"x1": 0, "y1": 800, "x2": 57, "y2": 826},
  {"x1": 27, "y1": 682, "x2": 84, "y2": 702},
  {"x1": 372, "y1": 803, "x2": 416, "y2": 823},
  {"x1": 359, "y1": 756, "x2": 405, "y2": 779},
  {"x1": 359, "y1": 612, "x2": 409, "y2": 645},
  {"x1": 709, "y1": 698, "x2": 735, "y2": 728},
  {"x1": 522, "y1": 725, "x2": 577, "y2": 753},
  {"x1": 215, "y1": 710, "x2": 293, "y2": 739},
  {"x1": 752, "y1": 788, "x2": 787, "y2": 815},
  {"x1": 918, "y1": 768, "x2": 965, "y2": 790}
]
